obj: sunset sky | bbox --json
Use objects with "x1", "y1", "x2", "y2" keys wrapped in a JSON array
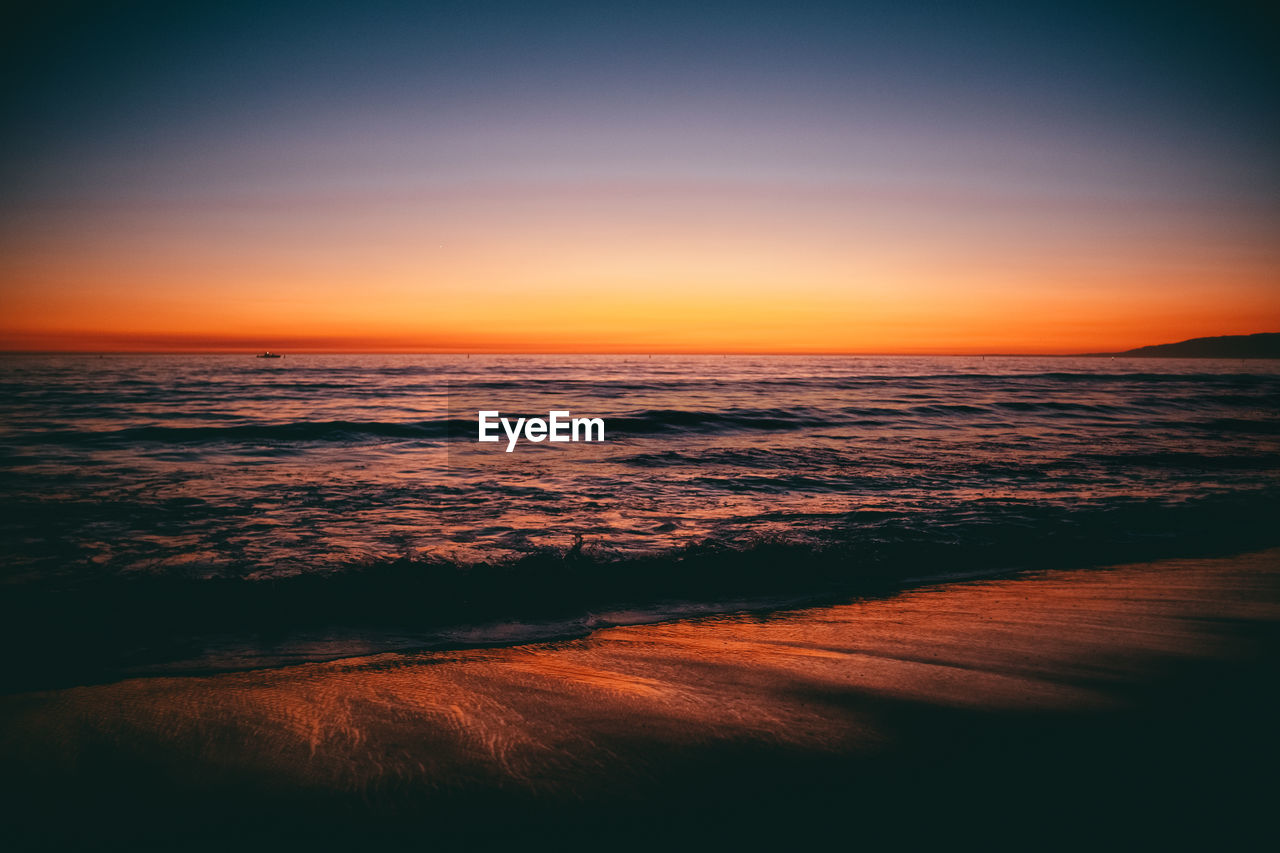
[{"x1": 1, "y1": 0, "x2": 1277, "y2": 353}]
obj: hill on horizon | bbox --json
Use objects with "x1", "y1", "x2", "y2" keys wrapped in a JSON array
[{"x1": 1085, "y1": 332, "x2": 1280, "y2": 358}]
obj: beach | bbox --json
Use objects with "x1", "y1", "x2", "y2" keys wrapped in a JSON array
[{"x1": 5, "y1": 547, "x2": 1278, "y2": 848}]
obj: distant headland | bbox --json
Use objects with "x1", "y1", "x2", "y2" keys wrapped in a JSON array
[{"x1": 1084, "y1": 333, "x2": 1280, "y2": 359}]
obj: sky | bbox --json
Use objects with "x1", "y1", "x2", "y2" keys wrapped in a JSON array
[{"x1": 1, "y1": 0, "x2": 1277, "y2": 353}]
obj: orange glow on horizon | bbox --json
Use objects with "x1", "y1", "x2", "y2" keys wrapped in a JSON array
[{"x1": 2, "y1": 182, "x2": 1277, "y2": 354}]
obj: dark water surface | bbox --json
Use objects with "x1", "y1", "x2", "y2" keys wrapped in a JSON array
[{"x1": 1, "y1": 354, "x2": 1277, "y2": 685}]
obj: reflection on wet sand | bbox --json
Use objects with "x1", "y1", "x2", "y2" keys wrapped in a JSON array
[{"x1": 4, "y1": 549, "x2": 1279, "y2": 845}]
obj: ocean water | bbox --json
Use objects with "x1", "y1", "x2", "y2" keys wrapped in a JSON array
[{"x1": 1, "y1": 353, "x2": 1278, "y2": 686}]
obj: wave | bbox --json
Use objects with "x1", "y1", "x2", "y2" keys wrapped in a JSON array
[
  {"x1": 15, "y1": 419, "x2": 467, "y2": 446},
  {"x1": 2, "y1": 490, "x2": 1277, "y2": 690},
  {"x1": 606, "y1": 407, "x2": 839, "y2": 434},
  {"x1": 8, "y1": 404, "x2": 1277, "y2": 447}
]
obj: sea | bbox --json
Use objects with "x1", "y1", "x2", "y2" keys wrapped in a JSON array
[{"x1": 1, "y1": 353, "x2": 1277, "y2": 688}]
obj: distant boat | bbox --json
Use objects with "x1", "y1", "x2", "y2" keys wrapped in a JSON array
[{"x1": 256, "y1": 351, "x2": 284, "y2": 359}]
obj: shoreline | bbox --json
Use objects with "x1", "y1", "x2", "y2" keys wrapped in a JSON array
[
  {"x1": 5, "y1": 547, "x2": 1279, "y2": 846},
  {"x1": 11, "y1": 515, "x2": 1280, "y2": 694}
]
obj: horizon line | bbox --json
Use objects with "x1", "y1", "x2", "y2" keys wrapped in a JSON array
[{"x1": 0, "y1": 349, "x2": 1214, "y2": 358}]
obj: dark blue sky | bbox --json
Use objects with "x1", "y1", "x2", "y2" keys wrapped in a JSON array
[{"x1": 4, "y1": 1, "x2": 1275, "y2": 201}]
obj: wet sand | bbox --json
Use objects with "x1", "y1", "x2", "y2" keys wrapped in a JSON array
[{"x1": 4, "y1": 549, "x2": 1280, "y2": 849}]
